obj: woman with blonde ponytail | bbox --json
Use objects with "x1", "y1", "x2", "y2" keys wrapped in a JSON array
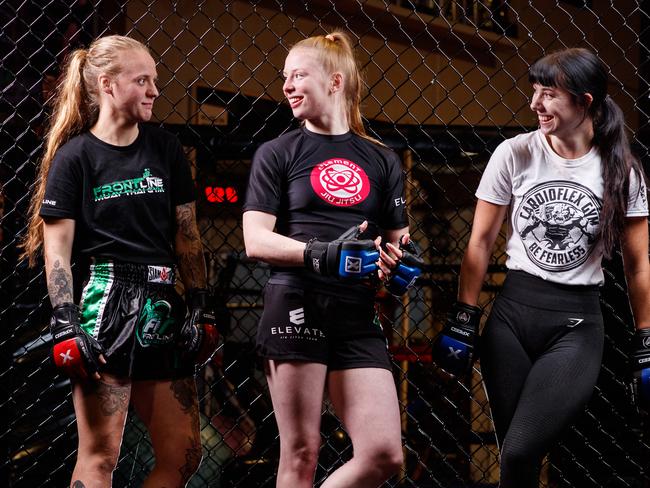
[
  {"x1": 243, "y1": 31, "x2": 416, "y2": 487},
  {"x1": 23, "y1": 35, "x2": 218, "y2": 487}
]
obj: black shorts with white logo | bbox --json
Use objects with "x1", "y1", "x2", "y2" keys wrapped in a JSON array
[
  {"x1": 79, "y1": 258, "x2": 192, "y2": 380},
  {"x1": 256, "y1": 281, "x2": 391, "y2": 371}
]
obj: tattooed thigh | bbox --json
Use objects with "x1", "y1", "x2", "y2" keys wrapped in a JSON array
[
  {"x1": 170, "y1": 376, "x2": 198, "y2": 414},
  {"x1": 81, "y1": 379, "x2": 131, "y2": 416}
]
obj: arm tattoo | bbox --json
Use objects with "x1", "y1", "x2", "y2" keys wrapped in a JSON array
[
  {"x1": 176, "y1": 203, "x2": 198, "y2": 241},
  {"x1": 47, "y1": 260, "x2": 73, "y2": 305},
  {"x1": 177, "y1": 250, "x2": 206, "y2": 289},
  {"x1": 175, "y1": 203, "x2": 207, "y2": 289}
]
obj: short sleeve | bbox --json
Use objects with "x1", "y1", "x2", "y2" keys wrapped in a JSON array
[
  {"x1": 243, "y1": 142, "x2": 284, "y2": 215},
  {"x1": 476, "y1": 140, "x2": 514, "y2": 205},
  {"x1": 171, "y1": 139, "x2": 196, "y2": 206},
  {"x1": 379, "y1": 150, "x2": 408, "y2": 230},
  {"x1": 626, "y1": 167, "x2": 649, "y2": 217},
  {"x1": 39, "y1": 150, "x2": 82, "y2": 219}
]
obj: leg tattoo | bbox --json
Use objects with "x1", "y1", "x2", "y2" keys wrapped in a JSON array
[
  {"x1": 82, "y1": 380, "x2": 130, "y2": 416},
  {"x1": 170, "y1": 378, "x2": 202, "y2": 482}
]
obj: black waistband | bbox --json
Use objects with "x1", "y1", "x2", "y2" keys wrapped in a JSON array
[
  {"x1": 500, "y1": 270, "x2": 600, "y2": 312},
  {"x1": 90, "y1": 258, "x2": 176, "y2": 286}
]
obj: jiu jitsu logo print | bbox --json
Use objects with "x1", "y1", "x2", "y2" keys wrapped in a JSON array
[
  {"x1": 515, "y1": 180, "x2": 601, "y2": 272},
  {"x1": 311, "y1": 158, "x2": 370, "y2": 206}
]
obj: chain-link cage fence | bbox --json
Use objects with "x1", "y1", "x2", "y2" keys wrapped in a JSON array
[{"x1": 2, "y1": 0, "x2": 650, "y2": 487}]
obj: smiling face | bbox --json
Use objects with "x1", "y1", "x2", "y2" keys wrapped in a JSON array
[
  {"x1": 107, "y1": 48, "x2": 159, "y2": 123},
  {"x1": 530, "y1": 83, "x2": 591, "y2": 139},
  {"x1": 282, "y1": 47, "x2": 334, "y2": 124}
]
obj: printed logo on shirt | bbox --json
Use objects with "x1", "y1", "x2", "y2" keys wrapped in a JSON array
[
  {"x1": 42, "y1": 199, "x2": 57, "y2": 206},
  {"x1": 93, "y1": 168, "x2": 165, "y2": 202},
  {"x1": 310, "y1": 158, "x2": 370, "y2": 207},
  {"x1": 514, "y1": 180, "x2": 601, "y2": 272}
]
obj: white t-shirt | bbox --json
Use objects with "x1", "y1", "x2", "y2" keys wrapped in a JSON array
[{"x1": 476, "y1": 130, "x2": 648, "y2": 285}]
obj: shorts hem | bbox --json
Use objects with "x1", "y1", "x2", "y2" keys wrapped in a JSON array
[
  {"x1": 258, "y1": 353, "x2": 328, "y2": 365},
  {"x1": 328, "y1": 361, "x2": 392, "y2": 372}
]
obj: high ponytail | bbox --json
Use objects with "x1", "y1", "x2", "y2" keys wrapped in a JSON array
[
  {"x1": 529, "y1": 48, "x2": 645, "y2": 258},
  {"x1": 292, "y1": 31, "x2": 384, "y2": 146},
  {"x1": 21, "y1": 35, "x2": 150, "y2": 266}
]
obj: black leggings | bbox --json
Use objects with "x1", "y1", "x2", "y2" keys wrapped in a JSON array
[{"x1": 480, "y1": 271, "x2": 604, "y2": 488}]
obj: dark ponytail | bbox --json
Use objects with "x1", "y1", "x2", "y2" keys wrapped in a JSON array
[
  {"x1": 593, "y1": 95, "x2": 641, "y2": 257},
  {"x1": 529, "y1": 48, "x2": 645, "y2": 258}
]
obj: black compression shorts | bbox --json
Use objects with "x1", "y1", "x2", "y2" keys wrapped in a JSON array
[
  {"x1": 256, "y1": 281, "x2": 391, "y2": 371},
  {"x1": 79, "y1": 258, "x2": 193, "y2": 380}
]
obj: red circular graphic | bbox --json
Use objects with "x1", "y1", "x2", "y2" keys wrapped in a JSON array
[{"x1": 310, "y1": 158, "x2": 370, "y2": 207}]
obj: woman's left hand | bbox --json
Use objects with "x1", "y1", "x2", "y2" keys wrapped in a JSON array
[{"x1": 376, "y1": 234, "x2": 409, "y2": 281}]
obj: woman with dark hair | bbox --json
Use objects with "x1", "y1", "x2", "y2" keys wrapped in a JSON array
[{"x1": 434, "y1": 48, "x2": 650, "y2": 487}]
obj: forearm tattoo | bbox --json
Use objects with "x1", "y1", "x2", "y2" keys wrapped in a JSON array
[
  {"x1": 47, "y1": 260, "x2": 73, "y2": 306},
  {"x1": 81, "y1": 380, "x2": 130, "y2": 416},
  {"x1": 175, "y1": 203, "x2": 207, "y2": 288},
  {"x1": 177, "y1": 250, "x2": 207, "y2": 289},
  {"x1": 176, "y1": 204, "x2": 197, "y2": 241}
]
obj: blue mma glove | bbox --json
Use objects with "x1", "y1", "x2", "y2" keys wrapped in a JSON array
[
  {"x1": 385, "y1": 238, "x2": 424, "y2": 296},
  {"x1": 631, "y1": 328, "x2": 650, "y2": 414},
  {"x1": 432, "y1": 302, "x2": 481, "y2": 376},
  {"x1": 304, "y1": 225, "x2": 379, "y2": 279}
]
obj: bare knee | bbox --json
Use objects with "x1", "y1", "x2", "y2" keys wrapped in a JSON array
[
  {"x1": 280, "y1": 437, "x2": 321, "y2": 478},
  {"x1": 79, "y1": 437, "x2": 121, "y2": 476},
  {"x1": 361, "y1": 445, "x2": 404, "y2": 480}
]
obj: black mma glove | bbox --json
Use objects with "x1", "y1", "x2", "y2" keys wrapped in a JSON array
[
  {"x1": 631, "y1": 327, "x2": 650, "y2": 414},
  {"x1": 304, "y1": 224, "x2": 379, "y2": 279},
  {"x1": 432, "y1": 302, "x2": 481, "y2": 376},
  {"x1": 50, "y1": 302, "x2": 105, "y2": 380},
  {"x1": 385, "y1": 238, "x2": 425, "y2": 296},
  {"x1": 179, "y1": 288, "x2": 220, "y2": 367}
]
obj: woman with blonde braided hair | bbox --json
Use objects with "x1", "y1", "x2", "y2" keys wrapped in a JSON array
[{"x1": 23, "y1": 34, "x2": 219, "y2": 487}]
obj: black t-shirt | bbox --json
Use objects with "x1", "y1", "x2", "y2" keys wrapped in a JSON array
[
  {"x1": 40, "y1": 125, "x2": 195, "y2": 265},
  {"x1": 244, "y1": 127, "x2": 407, "y2": 295}
]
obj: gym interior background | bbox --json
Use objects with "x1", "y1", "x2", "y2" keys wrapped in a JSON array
[{"x1": 2, "y1": 0, "x2": 650, "y2": 486}]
